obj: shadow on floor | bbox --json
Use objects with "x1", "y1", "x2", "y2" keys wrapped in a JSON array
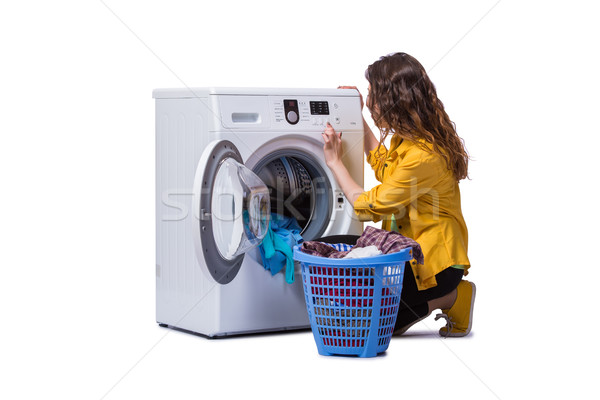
[{"x1": 393, "y1": 329, "x2": 476, "y2": 339}]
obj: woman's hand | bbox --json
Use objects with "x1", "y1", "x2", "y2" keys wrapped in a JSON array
[
  {"x1": 322, "y1": 121, "x2": 343, "y2": 168},
  {"x1": 338, "y1": 85, "x2": 363, "y2": 110}
]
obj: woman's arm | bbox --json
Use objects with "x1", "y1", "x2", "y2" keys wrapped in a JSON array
[
  {"x1": 363, "y1": 118, "x2": 379, "y2": 156},
  {"x1": 328, "y1": 159, "x2": 364, "y2": 204},
  {"x1": 322, "y1": 122, "x2": 365, "y2": 204},
  {"x1": 353, "y1": 150, "x2": 443, "y2": 222}
]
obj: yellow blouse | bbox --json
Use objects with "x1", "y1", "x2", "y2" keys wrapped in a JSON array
[{"x1": 354, "y1": 135, "x2": 470, "y2": 291}]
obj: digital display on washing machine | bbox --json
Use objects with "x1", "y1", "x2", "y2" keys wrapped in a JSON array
[{"x1": 310, "y1": 101, "x2": 329, "y2": 115}]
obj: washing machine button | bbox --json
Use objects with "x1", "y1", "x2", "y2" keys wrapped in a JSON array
[{"x1": 287, "y1": 110, "x2": 299, "y2": 124}]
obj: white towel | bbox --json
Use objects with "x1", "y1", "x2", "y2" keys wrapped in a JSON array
[{"x1": 342, "y1": 245, "x2": 382, "y2": 259}]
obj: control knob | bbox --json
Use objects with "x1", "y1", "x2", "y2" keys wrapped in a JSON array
[{"x1": 286, "y1": 110, "x2": 298, "y2": 124}]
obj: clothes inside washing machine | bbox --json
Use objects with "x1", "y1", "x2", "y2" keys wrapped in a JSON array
[{"x1": 256, "y1": 156, "x2": 315, "y2": 233}]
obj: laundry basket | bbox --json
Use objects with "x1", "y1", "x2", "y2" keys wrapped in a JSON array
[{"x1": 293, "y1": 244, "x2": 412, "y2": 358}]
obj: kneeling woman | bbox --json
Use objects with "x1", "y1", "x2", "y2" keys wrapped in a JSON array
[{"x1": 322, "y1": 52, "x2": 475, "y2": 337}]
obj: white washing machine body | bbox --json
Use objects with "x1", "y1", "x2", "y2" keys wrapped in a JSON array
[{"x1": 154, "y1": 87, "x2": 364, "y2": 337}]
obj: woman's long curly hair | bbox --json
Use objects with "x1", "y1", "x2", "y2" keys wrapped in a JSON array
[{"x1": 366, "y1": 52, "x2": 469, "y2": 181}]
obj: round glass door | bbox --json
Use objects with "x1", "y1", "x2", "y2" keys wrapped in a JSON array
[
  {"x1": 212, "y1": 158, "x2": 270, "y2": 260},
  {"x1": 195, "y1": 140, "x2": 270, "y2": 284}
]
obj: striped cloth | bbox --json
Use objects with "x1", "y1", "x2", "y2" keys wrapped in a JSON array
[{"x1": 327, "y1": 243, "x2": 353, "y2": 252}]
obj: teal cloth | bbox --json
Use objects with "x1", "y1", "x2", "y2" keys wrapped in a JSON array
[{"x1": 258, "y1": 214, "x2": 303, "y2": 284}]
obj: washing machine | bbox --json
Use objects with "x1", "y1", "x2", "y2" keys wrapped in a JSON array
[{"x1": 154, "y1": 87, "x2": 364, "y2": 337}]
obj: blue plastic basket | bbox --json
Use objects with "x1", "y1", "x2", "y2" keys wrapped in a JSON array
[{"x1": 293, "y1": 244, "x2": 411, "y2": 358}]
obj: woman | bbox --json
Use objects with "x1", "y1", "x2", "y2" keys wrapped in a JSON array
[{"x1": 322, "y1": 52, "x2": 475, "y2": 337}]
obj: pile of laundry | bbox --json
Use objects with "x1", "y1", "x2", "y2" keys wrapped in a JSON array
[
  {"x1": 301, "y1": 226, "x2": 424, "y2": 264},
  {"x1": 258, "y1": 214, "x2": 303, "y2": 284}
]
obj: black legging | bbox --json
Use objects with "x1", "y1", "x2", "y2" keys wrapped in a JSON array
[
  {"x1": 394, "y1": 262, "x2": 463, "y2": 331},
  {"x1": 316, "y1": 235, "x2": 463, "y2": 331}
]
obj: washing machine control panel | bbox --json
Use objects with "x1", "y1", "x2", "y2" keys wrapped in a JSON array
[
  {"x1": 217, "y1": 94, "x2": 361, "y2": 131},
  {"x1": 271, "y1": 96, "x2": 361, "y2": 130}
]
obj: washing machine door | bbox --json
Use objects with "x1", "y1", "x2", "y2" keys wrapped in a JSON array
[{"x1": 193, "y1": 140, "x2": 270, "y2": 284}]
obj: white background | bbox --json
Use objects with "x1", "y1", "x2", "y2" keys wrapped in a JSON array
[{"x1": 1, "y1": 1, "x2": 599, "y2": 399}]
